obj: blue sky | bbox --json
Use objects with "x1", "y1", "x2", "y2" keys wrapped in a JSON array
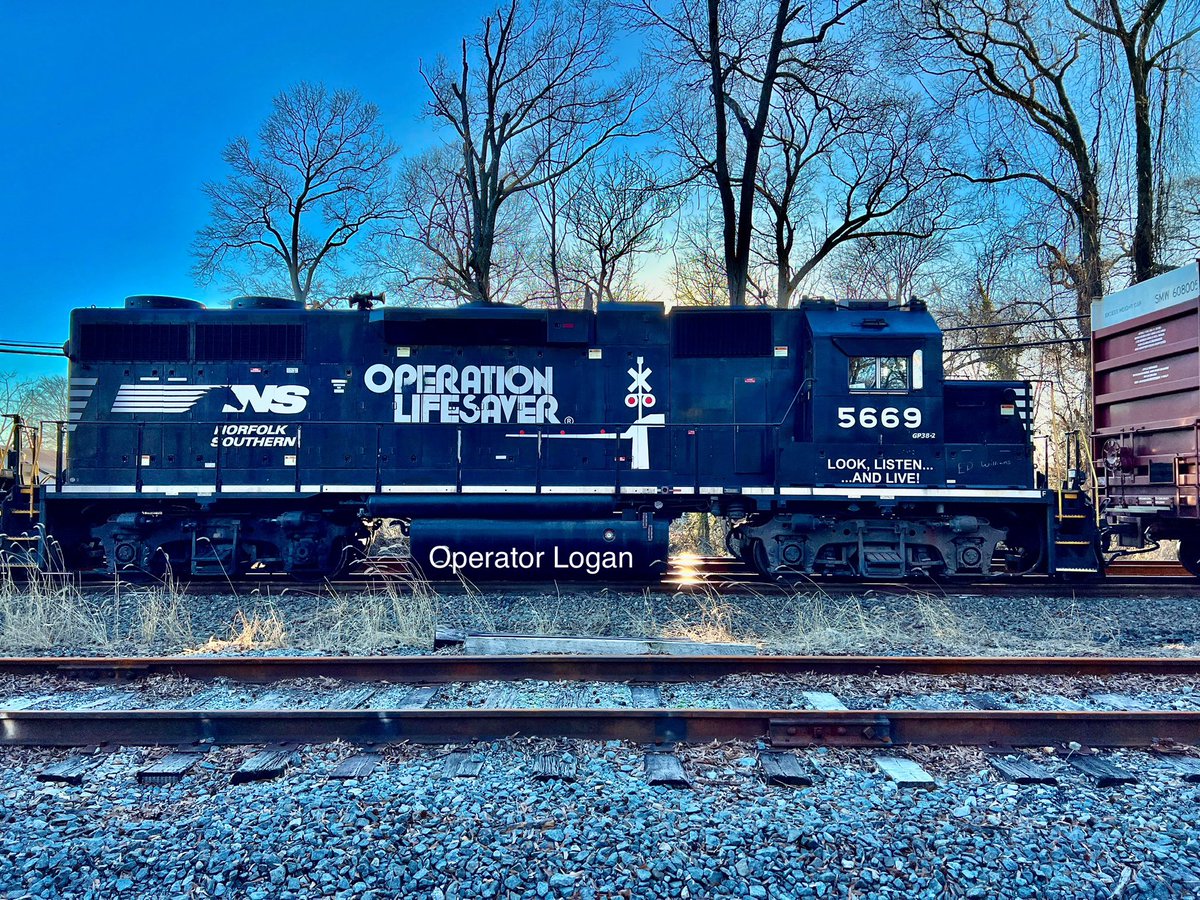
[{"x1": 1, "y1": 0, "x2": 496, "y2": 377}]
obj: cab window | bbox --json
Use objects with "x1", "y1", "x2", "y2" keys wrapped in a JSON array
[{"x1": 849, "y1": 356, "x2": 909, "y2": 391}]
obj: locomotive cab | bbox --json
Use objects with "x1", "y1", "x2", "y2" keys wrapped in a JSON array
[
  {"x1": 805, "y1": 299, "x2": 944, "y2": 487},
  {"x1": 728, "y1": 298, "x2": 1051, "y2": 579}
]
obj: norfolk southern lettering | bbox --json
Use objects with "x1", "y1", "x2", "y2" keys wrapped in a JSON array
[{"x1": 364, "y1": 363, "x2": 560, "y2": 424}]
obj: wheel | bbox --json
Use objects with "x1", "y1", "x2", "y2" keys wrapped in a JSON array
[
  {"x1": 750, "y1": 537, "x2": 773, "y2": 577},
  {"x1": 1179, "y1": 536, "x2": 1200, "y2": 578}
]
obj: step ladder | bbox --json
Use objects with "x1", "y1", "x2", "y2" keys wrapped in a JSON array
[
  {"x1": 1052, "y1": 488, "x2": 1103, "y2": 575},
  {"x1": 1, "y1": 416, "x2": 46, "y2": 569},
  {"x1": 3, "y1": 415, "x2": 41, "y2": 519}
]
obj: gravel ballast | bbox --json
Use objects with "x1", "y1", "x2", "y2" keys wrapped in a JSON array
[{"x1": 1, "y1": 740, "x2": 1198, "y2": 899}]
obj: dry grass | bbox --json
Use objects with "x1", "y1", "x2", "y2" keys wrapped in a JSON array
[
  {"x1": 191, "y1": 608, "x2": 287, "y2": 654},
  {"x1": 124, "y1": 570, "x2": 195, "y2": 648},
  {"x1": 0, "y1": 558, "x2": 110, "y2": 650},
  {"x1": 302, "y1": 583, "x2": 437, "y2": 653},
  {"x1": 1023, "y1": 598, "x2": 1121, "y2": 650},
  {"x1": 761, "y1": 588, "x2": 883, "y2": 653},
  {"x1": 659, "y1": 588, "x2": 741, "y2": 644},
  {"x1": 623, "y1": 589, "x2": 663, "y2": 638},
  {"x1": 907, "y1": 590, "x2": 968, "y2": 643}
]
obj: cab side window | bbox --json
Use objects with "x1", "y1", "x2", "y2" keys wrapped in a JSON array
[
  {"x1": 849, "y1": 356, "x2": 909, "y2": 391},
  {"x1": 849, "y1": 357, "x2": 878, "y2": 390}
]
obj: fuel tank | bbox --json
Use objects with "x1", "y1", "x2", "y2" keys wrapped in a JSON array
[{"x1": 408, "y1": 518, "x2": 668, "y2": 581}]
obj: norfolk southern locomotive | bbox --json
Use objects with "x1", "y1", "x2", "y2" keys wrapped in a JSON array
[{"x1": 0, "y1": 294, "x2": 1103, "y2": 580}]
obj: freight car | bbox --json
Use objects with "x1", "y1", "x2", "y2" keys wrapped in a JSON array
[
  {"x1": 1093, "y1": 261, "x2": 1200, "y2": 575},
  {"x1": 0, "y1": 294, "x2": 1103, "y2": 581}
]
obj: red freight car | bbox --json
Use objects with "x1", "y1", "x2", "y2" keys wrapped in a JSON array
[{"x1": 1092, "y1": 261, "x2": 1200, "y2": 574}]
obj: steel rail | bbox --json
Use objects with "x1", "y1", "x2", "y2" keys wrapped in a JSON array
[
  {"x1": 63, "y1": 574, "x2": 1199, "y2": 595},
  {"x1": 7, "y1": 654, "x2": 1200, "y2": 683},
  {"x1": 50, "y1": 553, "x2": 1197, "y2": 592},
  {"x1": 3, "y1": 708, "x2": 1199, "y2": 748}
]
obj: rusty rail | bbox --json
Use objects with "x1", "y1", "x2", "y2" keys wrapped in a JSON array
[
  {"x1": 6, "y1": 655, "x2": 1200, "y2": 748},
  {"x1": 7, "y1": 653, "x2": 1200, "y2": 683},
  {"x1": 2, "y1": 708, "x2": 1199, "y2": 749},
  {"x1": 1105, "y1": 559, "x2": 1191, "y2": 577}
]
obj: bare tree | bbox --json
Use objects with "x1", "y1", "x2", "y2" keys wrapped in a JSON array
[
  {"x1": 528, "y1": 165, "x2": 586, "y2": 309},
  {"x1": 566, "y1": 154, "x2": 684, "y2": 308},
  {"x1": 365, "y1": 147, "x2": 542, "y2": 306},
  {"x1": 759, "y1": 81, "x2": 952, "y2": 307},
  {"x1": 0, "y1": 373, "x2": 67, "y2": 456},
  {"x1": 1174, "y1": 174, "x2": 1200, "y2": 252},
  {"x1": 365, "y1": 148, "x2": 478, "y2": 306},
  {"x1": 629, "y1": 0, "x2": 869, "y2": 306},
  {"x1": 1066, "y1": 0, "x2": 1199, "y2": 281},
  {"x1": 899, "y1": 0, "x2": 1110, "y2": 322},
  {"x1": 672, "y1": 251, "x2": 731, "y2": 306},
  {"x1": 17, "y1": 375, "x2": 67, "y2": 426},
  {"x1": 827, "y1": 228, "x2": 951, "y2": 303},
  {"x1": 420, "y1": 0, "x2": 652, "y2": 305},
  {"x1": 193, "y1": 83, "x2": 399, "y2": 307}
]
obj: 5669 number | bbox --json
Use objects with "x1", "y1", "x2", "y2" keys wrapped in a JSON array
[{"x1": 837, "y1": 406, "x2": 922, "y2": 430}]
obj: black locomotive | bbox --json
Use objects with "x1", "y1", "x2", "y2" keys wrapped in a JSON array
[{"x1": 0, "y1": 294, "x2": 1102, "y2": 580}]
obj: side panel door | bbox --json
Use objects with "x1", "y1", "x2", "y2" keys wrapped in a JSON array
[{"x1": 734, "y1": 377, "x2": 768, "y2": 475}]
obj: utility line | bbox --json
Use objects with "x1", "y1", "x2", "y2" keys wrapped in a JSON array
[
  {"x1": 0, "y1": 339, "x2": 64, "y2": 358},
  {"x1": 945, "y1": 338, "x2": 1089, "y2": 352},
  {"x1": 940, "y1": 314, "x2": 1089, "y2": 332},
  {"x1": 0, "y1": 348, "x2": 65, "y2": 358}
]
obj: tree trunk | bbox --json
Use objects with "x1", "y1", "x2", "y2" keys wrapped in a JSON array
[
  {"x1": 726, "y1": 265, "x2": 748, "y2": 308},
  {"x1": 289, "y1": 265, "x2": 305, "y2": 306},
  {"x1": 774, "y1": 217, "x2": 791, "y2": 309},
  {"x1": 707, "y1": 0, "x2": 742, "y2": 307},
  {"x1": 469, "y1": 206, "x2": 495, "y2": 304},
  {"x1": 1129, "y1": 58, "x2": 1155, "y2": 282},
  {"x1": 1078, "y1": 172, "x2": 1104, "y2": 322}
]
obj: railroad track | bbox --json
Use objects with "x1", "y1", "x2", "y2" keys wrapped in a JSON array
[
  {"x1": 5, "y1": 654, "x2": 1200, "y2": 753},
  {"x1": 47, "y1": 552, "x2": 1196, "y2": 595}
]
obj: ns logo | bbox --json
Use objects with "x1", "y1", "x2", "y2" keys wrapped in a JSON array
[{"x1": 222, "y1": 385, "x2": 309, "y2": 415}]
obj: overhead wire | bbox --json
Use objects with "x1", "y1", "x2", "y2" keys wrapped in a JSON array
[
  {"x1": 0, "y1": 340, "x2": 64, "y2": 358},
  {"x1": 940, "y1": 314, "x2": 1089, "y2": 332},
  {"x1": 945, "y1": 337, "x2": 1089, "y2": 352},
  {"x1": 0, "y1": 337, "x2": 65, "y2": 359}
]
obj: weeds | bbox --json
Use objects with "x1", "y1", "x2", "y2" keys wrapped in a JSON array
[
  {"x1": 304, "y1": 582, "x2": 436, "y2": 652},
  {"x1": 624, "y1": 589, "x2": 663, "y2": 638},
  {"x1": 1026, "y1": 598, "x2": 1121, "y2": 649},
  {"x1": 0, "y1": 556, "x2": 109, "y2": 650},
  {"x1": 127, "y1": 565, "x2": 195, "y2": 648},
  {"x1": 192, "y1": 608, "x2": 287, "y2": 654},
  {"x1": 660, "y1": 587, "x2": 740, "y2": 644},
  {"x1": 763, "y1": 590, "x2": 881, "y2": 653},
  {"x1": 908, "y1": 590, "x2": 967, "y2": 643}
]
